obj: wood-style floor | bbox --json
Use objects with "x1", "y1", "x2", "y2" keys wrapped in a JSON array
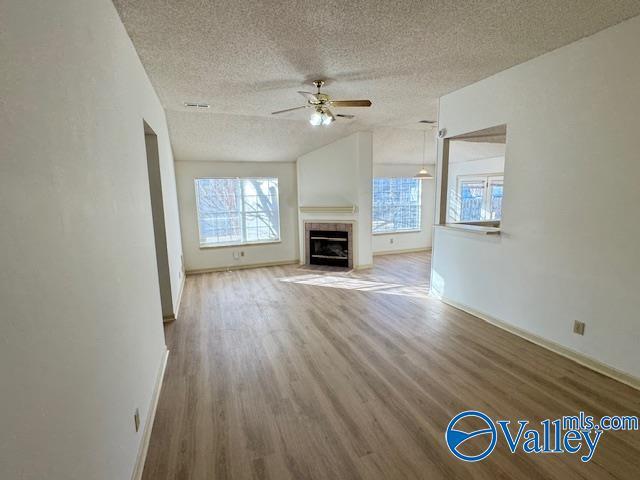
[{"x1": 143, "y1": 252, "x2": 640, "y2": 479}]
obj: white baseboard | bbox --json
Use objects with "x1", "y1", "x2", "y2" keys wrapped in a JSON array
[
  {"x1": 373, "y1": 247, "x2": 432, "y2": 256},
  {"x1": 131, "y1": 348, "x2": 169, "y2": 480},
  {"x1": 440, "y1": 296, "x2": 640, "y2": 392},
  {"x1": 186, "y1": 259, "x2": 299, "y2": 275},
  {"x1": 354, "y1": 263, "x2": 374, "y2": 270}
]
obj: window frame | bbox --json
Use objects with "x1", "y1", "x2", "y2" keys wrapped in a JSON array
[
  {"x1": 455, "y1": 173, "x2": 504, "y2": 223},
  {"x1": 487, "y1": 175, "x2": 503, "y2": 221},
  {"x1": 371, "y1": 177, "x2": 423, "y2": 235},
  {"x1": 194, "y1": 176, "x2": 282, "y2": 249}
]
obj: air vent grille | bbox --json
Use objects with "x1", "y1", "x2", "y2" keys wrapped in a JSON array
[{"x1": 184, "y1": 102, "x2": 210, "y2": 109}]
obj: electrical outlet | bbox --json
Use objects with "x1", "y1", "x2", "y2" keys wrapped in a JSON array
[
  {"x1": 390, "y1": 238, "x2": 394, "y2": 244},
  {"x1": 240, "y1": 251, "x2": 245, "y2": 257},
  {"x1": 134, "y1": 408, "x2": 140, "y2": 432},
  {"x1": 573, "y1": 321, "x2": 586, "y2": 336},
  {"x1": 233, "y1": 251, "x2": 240, "y2": 260}
]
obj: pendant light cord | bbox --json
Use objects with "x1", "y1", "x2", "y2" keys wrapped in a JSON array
[{"x1": 422, "y1": 129, "x2": 427, "y2": 169}]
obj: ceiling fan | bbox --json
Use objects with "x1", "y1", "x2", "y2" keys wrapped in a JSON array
[{"x1": 271, "y1": 80, "x2": 372, "y2": 126}]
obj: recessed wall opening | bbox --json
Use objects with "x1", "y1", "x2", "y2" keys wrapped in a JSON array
[
  {"x1": 439, "y1": 124, "x2": 507, "y2": 229},
  {"x1": 144, "y1": 120, "x2": 175, "y2": 322}
]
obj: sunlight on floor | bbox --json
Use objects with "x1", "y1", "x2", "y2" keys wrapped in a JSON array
[{"x1": 278, "y1": 274, "x2": 430, "y2": 298}]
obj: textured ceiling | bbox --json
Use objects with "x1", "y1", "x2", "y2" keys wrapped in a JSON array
[
  {"x1": 373, "y1": 126, "x2": 438, "y2": 165},
  {"x1": 113, "y1": 0, "x2": 640, "y2": 163}
]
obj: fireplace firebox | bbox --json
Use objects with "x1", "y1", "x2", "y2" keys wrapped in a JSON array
[
  {"x1": 304, "y1": 222, "x2": 353, "y2": 269},
  {"x1": 309, "y1": 230, "x2": 348, "y2": 267}
]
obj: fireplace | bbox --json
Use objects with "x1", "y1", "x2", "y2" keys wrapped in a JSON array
[
  {"x1": 304, "y1": 222, "x2": 353, "y2": 269},
  {"x1": 309, "y1": 230, "x2": 348, "y2": 267}
]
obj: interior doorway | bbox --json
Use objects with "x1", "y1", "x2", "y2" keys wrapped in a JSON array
[{"x1": 143, "y1": 121, "x2": 175, "y2": 322}]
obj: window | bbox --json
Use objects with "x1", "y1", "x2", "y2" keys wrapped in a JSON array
[
  {"x1": 456, "y1": 174, "x2": 503, "y2": 222},
  {"x1": 195, "y1": 177, "x2": 280, "y2": 247},
  {"x1": 372, "y1": 177, "x2": 422, "y2": 234}
]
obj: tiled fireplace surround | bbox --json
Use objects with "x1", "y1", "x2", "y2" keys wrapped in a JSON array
[{"x1": 304, "y1": 222, "x2": 354, "y2": 269}]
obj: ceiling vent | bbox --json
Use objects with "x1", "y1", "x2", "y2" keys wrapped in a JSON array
[{"x1": 184, "y1": 102, "x2": 210, "y2": 109}]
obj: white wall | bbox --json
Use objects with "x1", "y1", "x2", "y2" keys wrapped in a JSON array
[
  {"x1": 355, "y1": 132, "x2": 374, "y2": 266},
  {"x1": 297, "y1": 134, "x2": 361, "y2": 207},
  {"x1": 175, "y1": 161, "x2": 299, "y2": 272},
  {"x1": 0, "y1": 1, "x2": 183, "y2": 479},
  {"x1": 297, "y1": 132, "x2": 373, "y2": 268},
  {"x1": 432, "y1": 15, "x2": 640, "y2": 379},
  {"x1": 372, "y1": 164, "x2": 436, "y2": 254}
]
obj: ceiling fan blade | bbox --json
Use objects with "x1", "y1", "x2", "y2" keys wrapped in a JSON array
[
  {"x1": 271, "y1": 105, "x2": 309, "y2": 115},
  {"x1": 330, "y1": 100, "x2": 372, "y2": 107},
  {"x1": 297, "y1": 91, "x2": 319, "y2": 101},
  {"x1": 336, "y1": 114, "x2": 355, "y2": 119}
]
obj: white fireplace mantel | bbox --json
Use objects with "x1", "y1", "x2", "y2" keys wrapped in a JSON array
[{"x1": 299, "y1": 205, "x2": 358, "y2": 214}]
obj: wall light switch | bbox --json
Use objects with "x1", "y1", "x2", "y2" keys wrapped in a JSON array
[{"x1": 573, "y1": 321, "x2": 586, "y2": 336}]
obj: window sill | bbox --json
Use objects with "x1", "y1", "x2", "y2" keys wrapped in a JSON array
[
  {"x1": 436, "y1": 223, "x2": 501, "y2": 235},
  {"x1": 200, "y1": 239, "x2": 282, "y2": 249},
  {"x1": 372, "y1": 229, "x2": 422, "y2": 236}
]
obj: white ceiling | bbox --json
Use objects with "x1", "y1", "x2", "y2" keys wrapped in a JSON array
[
  {"x1": 449, "y1": 141, "x2": 506, "y2": 164},
  {"x1": 113, "y1": 0, "x2": 640, "y2": 163}
]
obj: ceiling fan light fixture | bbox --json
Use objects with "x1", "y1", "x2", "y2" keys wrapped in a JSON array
[
  {"x1": 309, "y1": 110, "x2": 323, "y2": 126},
  {"x1": 274, "y1": 80, "x2": 371, "y2": 126}
]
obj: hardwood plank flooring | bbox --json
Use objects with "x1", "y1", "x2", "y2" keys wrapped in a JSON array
[{"x1": 143, "y1": 252, "x2": 639, "y2": 479}]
